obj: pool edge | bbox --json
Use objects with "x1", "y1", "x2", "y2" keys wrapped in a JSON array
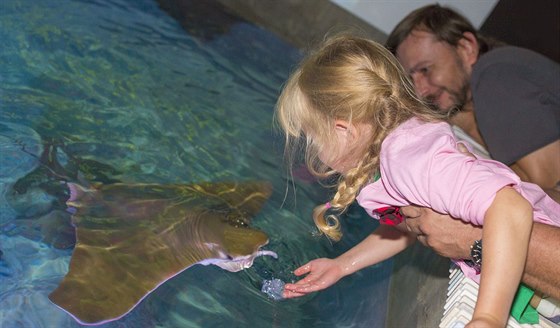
[{"x1": 385, "y1": 242, "x2": 450, "y2": 327}]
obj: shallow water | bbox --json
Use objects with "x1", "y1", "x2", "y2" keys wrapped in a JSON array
[{"x1": 0, "y1": 0, "x2": 392, "y2": 327}]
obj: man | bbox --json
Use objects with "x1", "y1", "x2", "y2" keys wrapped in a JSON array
[
  {"x1": 386, "y1": 4, "x2": 560, "y2": 300},
  {"x1": 386, "y1": 4, "x2": 560, "y2": 199}
]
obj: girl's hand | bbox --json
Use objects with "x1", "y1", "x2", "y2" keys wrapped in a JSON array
[{"x1": 282, "y1": 258, "x2": 344, "y2": 298}]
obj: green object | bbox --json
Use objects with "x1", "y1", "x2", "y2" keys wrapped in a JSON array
[
  {"x1": 373, "y1": 170, "x2": 381, "y2": 182},
  {"x1": 510, "y1": 284, "x2": 539, "y2": 324}
]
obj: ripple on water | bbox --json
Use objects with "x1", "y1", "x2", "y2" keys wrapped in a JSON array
[
  {"x1": 0, "y1": 236, "x2": 74, "y2": 327},
  {"x1": 0, "y1": 122, "x2": 43, "y2": 184}
]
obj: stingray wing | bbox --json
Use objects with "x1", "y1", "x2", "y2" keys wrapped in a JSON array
[{"x1": 48, "y1": 181, "x2": 272, "y2": 325}]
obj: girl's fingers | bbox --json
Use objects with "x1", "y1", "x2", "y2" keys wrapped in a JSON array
[
  {"x1": 283, "y1": 281, "x2": 314, "y2": 298},
  {"x1": 293, "y1": 263, "x2": 312, "y2": 276},
  {"x1": 284, "y1": 280, "x2": 313, "y2": 291},
  {"x1": 282, "y1": 289, "x2": 306, "y2": 298},
  {"x1": 284, "y1": 281, "x2": 322, "y2": 293},
  {"x1": 283, "y1": 283, "x2": 299, "y2": 290}
]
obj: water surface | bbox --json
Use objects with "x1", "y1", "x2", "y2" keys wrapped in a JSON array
[{"x1": 0, "y1": 0, "x2": 391, "y2": 327}]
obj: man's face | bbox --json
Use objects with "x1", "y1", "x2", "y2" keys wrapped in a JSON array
[{"x1": 396, "y1": 30, "x2": 472, "y2": 114}]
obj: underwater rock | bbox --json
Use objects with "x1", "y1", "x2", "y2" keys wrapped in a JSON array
[
  {"x1": 0, "y1": 122, "x2": 43, "y2": 224},
  {"x1": 6, "y1": 186, "x2": 57, "y2": 219},
  {"x1": 0, "y1": 210, "x2": 75, "y2": 250}
]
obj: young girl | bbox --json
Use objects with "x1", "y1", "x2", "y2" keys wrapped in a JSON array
[{"x1": 275, "y1": 35, "x2": 560, "y2": 328}]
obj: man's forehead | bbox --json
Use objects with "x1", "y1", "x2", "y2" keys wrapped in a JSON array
[
  {"x1": 396, "y1": 31, "x2": 433, "y2": 67},
  {"x1": 403, "y1": 29, "x2": 439, "y2": 47},
  {"x1": 396, "y1": 30, "x2": 452, "y2": 70}
]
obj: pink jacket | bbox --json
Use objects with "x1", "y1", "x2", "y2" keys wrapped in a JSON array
[{"x1": 356, "y1": 117, "x2": 560, "y2": 282}]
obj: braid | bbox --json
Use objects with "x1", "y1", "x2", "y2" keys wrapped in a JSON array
[{"x1": 313, "y1": 145, "x2": 380, "y2": 241}]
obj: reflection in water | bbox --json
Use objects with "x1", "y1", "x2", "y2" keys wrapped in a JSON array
[
  {"x1": 157, "y1": 0, "x2": 246, "y2": 42},
  {"x1": 0, "y1": 0, "x2": 391, "y2": 327}
]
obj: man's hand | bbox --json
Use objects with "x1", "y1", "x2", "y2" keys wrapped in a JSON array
[
  {"x1": 509, "y1": 140, "x2": 560, "y2": 203},
  {"x1": 400, "y1": 206, "x2": 481, "y2": 259}
]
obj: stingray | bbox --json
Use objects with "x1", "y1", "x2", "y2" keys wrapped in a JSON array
[{"x1": 48, "y1": 180, "x2": 277, "y2": 325}]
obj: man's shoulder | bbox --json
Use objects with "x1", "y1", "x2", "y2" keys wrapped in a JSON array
[
  {"x1": 473, "y1": 46, "x2": 559, "y2": 79},
  {"x1": 471, "y1": 46, "x2": 560, "y2": 97},
  {"x1": 480, "y1": 46, "x2": 544, "y2": 61}
]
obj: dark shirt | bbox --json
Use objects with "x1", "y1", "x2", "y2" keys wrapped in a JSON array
[{"x1": 471, "y1": 46, "x2": 560, "y2": 165}]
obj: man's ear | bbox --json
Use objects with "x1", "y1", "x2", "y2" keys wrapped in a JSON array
[{"x1": 457, "y1": 31, "x2": 479, "y2": 66}]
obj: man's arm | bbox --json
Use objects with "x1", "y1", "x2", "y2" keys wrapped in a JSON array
[
  {"x1": 401, "y1": 206, "x2": 560, "y2": 299},
  {"x1": 509, "y1": 139, "x2": 560, "y2": 203}
]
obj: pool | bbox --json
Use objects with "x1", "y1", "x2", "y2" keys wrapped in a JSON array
[{"x1": 0, "y1": 0, "x2": 392, "y2": 327}]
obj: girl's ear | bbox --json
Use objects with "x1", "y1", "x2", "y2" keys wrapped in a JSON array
[
  {"x1": 334, "y1": 120, "x2": 349, "y2": 131},
  {"x1": 334, "y1": 120, "x2": 360, "y2": 142}
]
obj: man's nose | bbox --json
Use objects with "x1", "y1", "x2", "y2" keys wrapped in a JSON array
[{"x1": 411, "y1": 74, "x2": 431, "y2": 99}]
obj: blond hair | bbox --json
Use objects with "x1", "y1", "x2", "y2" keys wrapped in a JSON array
[{"x1": 275, "y1": 35, "x2": 444, "y2": 241}]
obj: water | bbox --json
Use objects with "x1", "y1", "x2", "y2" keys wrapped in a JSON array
[{"x1": 0, "y1": 0, "x2": 392, "y2": 327}]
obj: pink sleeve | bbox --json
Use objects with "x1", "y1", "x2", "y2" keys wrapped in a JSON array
[{"x1": 380, "y1": 121, "x2": 516, "y2": 225}]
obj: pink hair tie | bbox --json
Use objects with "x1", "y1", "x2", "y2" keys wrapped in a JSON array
[{"x1": 325, "y1": 202, "x2": 332, "y2": 209}]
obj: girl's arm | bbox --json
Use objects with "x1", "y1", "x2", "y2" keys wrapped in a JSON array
[
  {"x1": 283, "y1": 224, "x2": 415, "y2": 298},
  {"x1": 468, "y1": 187, "x2": 533, "y2": 327}
]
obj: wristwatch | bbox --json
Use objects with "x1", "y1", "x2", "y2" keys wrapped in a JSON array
[{"x1": 467, "y1": 239, "x2": 482, "y2": 273}]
